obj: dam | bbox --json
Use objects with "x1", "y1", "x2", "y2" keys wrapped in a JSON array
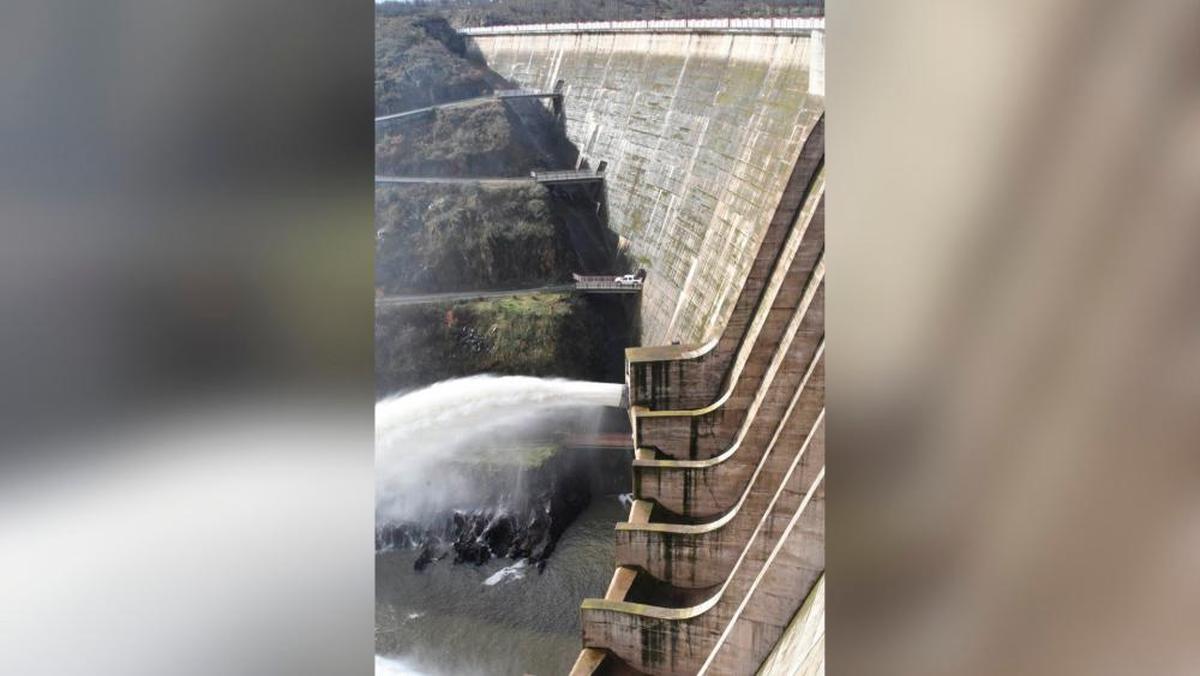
[{"x1": 461, "y1": 17, "x2": 826, "y2": 676}]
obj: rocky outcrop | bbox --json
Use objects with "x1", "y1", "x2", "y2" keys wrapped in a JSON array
[{"x1": 375, "y1": 448, "x2": 593, "y2": 571}]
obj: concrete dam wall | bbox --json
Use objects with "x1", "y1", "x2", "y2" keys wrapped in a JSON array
[
  {"x1": 464, "y1": 21, "x2": 826, "y2": 674},
  {"x1": 466, "y1": 26, "x2": 825, "y2": 345}
]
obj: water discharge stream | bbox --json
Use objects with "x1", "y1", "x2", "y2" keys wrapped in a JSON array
[
  {"x1": 376, "y1": 375, "x2": 624, "y2": 524},
  {"x1": 375, "y1": 376, "x2": 629, "y2": 675}
]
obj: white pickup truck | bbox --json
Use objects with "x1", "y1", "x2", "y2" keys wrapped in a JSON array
[{"x1": 613, "y1": 274, "x2": 642, "y2": 288}]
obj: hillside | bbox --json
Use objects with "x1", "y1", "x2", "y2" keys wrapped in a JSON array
[
  {"x1": 375, "y1": 183, "x2": 575, "y2": 295},
  {"x1": 374, "y1": 15, "x2": 628, "y2": 393},
  {"x1": 375, "y1": 17, "x2": 494, "y2": 116},
  {"x1": 377, "y1": 0, "x2": 823, "y2": 27}
]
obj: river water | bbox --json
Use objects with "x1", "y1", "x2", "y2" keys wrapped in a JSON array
[{"x1": 375, "y1": 496, "x2": 626, "y2": 676}]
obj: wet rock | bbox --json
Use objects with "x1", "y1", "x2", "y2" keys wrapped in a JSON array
[
  {"x1": 376, "y1": 449, "x2": 597, "y2": 571},
  {"x1": 413, "y1": 546, "x2": 435, "y2": 572},
  {"x1": 481, "y1": 513, "x2": 516, "y2": 554}
]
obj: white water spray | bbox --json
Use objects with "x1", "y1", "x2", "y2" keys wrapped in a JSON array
[
  {"x1": 376, "y1": 375, "x2": 623, "y2": 524},
  {"x1": 375, "y1": 655, "x2": 429, "y2": 676}
]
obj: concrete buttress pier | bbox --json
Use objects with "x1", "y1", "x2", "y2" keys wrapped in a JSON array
[{"x1": 464, "y1": 18, "x2": 825, "y2": 675}]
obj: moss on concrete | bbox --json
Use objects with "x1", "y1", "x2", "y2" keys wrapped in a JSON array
[{"x1": 472, "y1": 31, "x2": 824, "y2": 344}]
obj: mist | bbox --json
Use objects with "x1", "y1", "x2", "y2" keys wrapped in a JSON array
[{"x1": 374, "y1": 375, "x2": 623, "y2": 524}]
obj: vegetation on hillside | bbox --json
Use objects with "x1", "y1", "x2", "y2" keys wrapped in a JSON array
[
  {"x1": 374, "y1": 14, "x2": 629, "y2": 392},
  {"x1": 376, "y1": 183, "x2": 575, "y2": 294},
  {"x1": 376, "y1": 101, "x2": 560, "y2": 177},
  {"x1": 375, "y1": 16, "x2": 495, "y2": 116},
  {"x1": 375, "y1": 15, "x2": 570, "y2": 174},
  {"x1": 375, "y1": 294, "x2": 607, "y2": 394},
  {"x1": 377, "y1": 0, "x2": 823, "y2": 27}
]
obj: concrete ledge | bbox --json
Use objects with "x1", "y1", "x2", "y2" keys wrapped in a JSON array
[
  {"x1": 633, "y1": 341, "x2": 824, "y2": 520},
  {"x1": 626, "y1": 339, "x2": 717, "y2": 364},
  {"x1": 634, "y1": 448, "x2": 658, "y2": 461},
  {"x1": 582, "y1": 469, "x2": 824, "y2": 675},
  {"x1": 570, "y1": 648, "x2": 607, "y2": 675},
  {"x1": 605, "y1": 566, "x2": 639, "y2": 602},
  {"x1": 634, "y1": 249, "x2": 825, "y2": 461},
  {"x1": 617, "y1": 410, "x2": 825, "y2": 588},
  {"x1": 627, "y1": 500, "x2": 654, "y2": 525}
]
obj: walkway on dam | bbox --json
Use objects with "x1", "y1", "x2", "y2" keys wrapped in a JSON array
[
  {"x1": 573, "y1": 274, "x2": 642, "y2": 294},
  {"x1": 563, "y1": 433, "x2": 634, "y2": 449},
  {"x1": 375, "y1": 85, "x2": 564, "y2": 124},
  {"x1": 376, "y1": 176, "x2": 532, "y2": 187},
  {"x1": 376, "y1": 277, "x2": 638, "y2": 308},
  {"x1": 375, "y1": 284, "x2": 574, "y2": 308},
  {"x1": 375, "y1": 169, "x2": 604, "y2": 187}
]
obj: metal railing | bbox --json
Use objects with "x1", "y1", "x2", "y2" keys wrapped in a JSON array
[
  {"x1": 494, "y1": 88, "x2": 553, "y2": 98},
  {"x1": 531, "y1": 169, "x2": 603, "y2": 183},
  {"x1": 573, "y1": 274, "x2": 642, "y2": 292}
]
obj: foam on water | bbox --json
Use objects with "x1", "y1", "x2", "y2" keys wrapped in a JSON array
[{"x1": 482, "y1": 560, "x2": 528, "y2": 586}]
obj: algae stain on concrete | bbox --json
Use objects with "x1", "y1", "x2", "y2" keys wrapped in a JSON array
[{"x1": 469, "y1": 30, "x2": 825, "y2": 345}]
